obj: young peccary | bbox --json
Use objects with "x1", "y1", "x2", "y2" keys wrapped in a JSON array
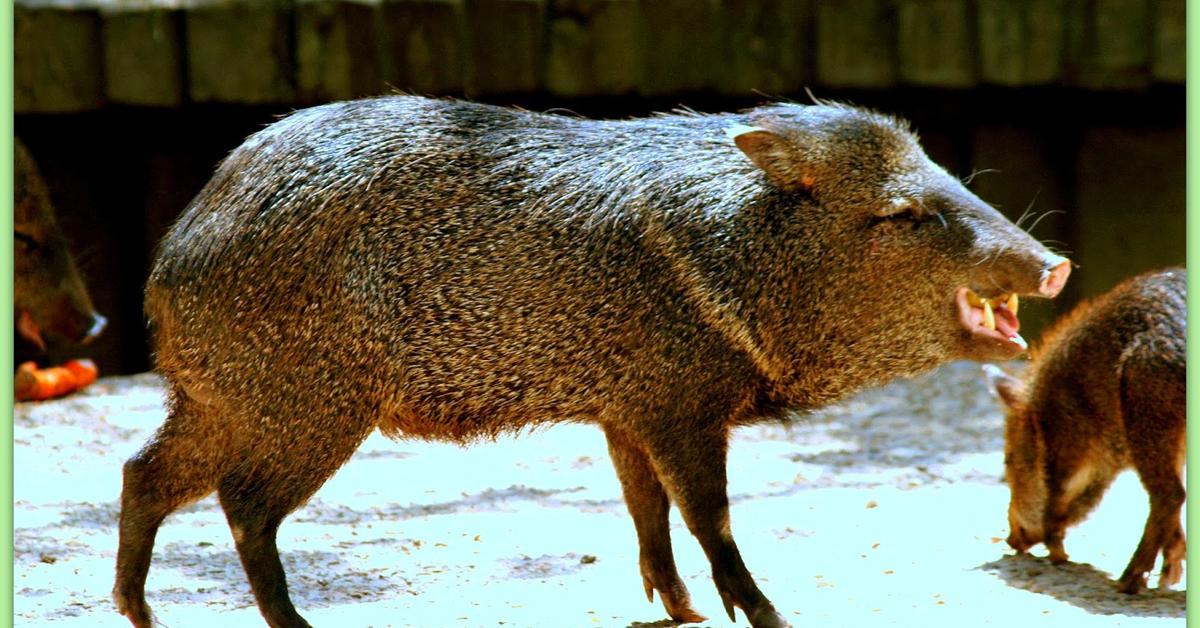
[
  {"x1": 986, "y1": 268, "x2": 1185, "y2": 594},
  {"x1": 14, "y1": 138, "x2": 106, "y2": 367},
  {"x1": 117, "y1": 96, "x2": 1071, "y2": 628}
]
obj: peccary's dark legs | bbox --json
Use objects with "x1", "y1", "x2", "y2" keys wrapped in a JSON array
[
  {"x1": 643, "y1": 425, "x2": 790, "y2": 628},
  {"x1": 214, "y1": 401, "x2": 375, "y2": 628},
  {"x1": 1117, "y1": 413, "x2": 1186, "y2": 593},
  {"x1": 1117, "y1": 373, "x2": 1186, "y2": 594},
  {"x1": 1041, "y1": 460, "x2": 1113, "y2": 566},
  {"x1": 113, "y1": 465, "x2": 172, "y2": 628},
  {"x1": 217, "y1": 483, "x2": 311, "y2": 628},
  {"x1": 1116, "y1": 485, "x2": 1186, "y2": 594},
  {"x1": 114, "y1": 397, "x2": 226, "y2": 628},
  {"x1": 1158, "y1": 524, "x2": 1186, "y2": 589},
  {"x1": 604, "y1": 426, "x2": 705, "y2": 624}
]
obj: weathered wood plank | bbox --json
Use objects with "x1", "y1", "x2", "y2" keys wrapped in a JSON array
[
  {"x1": 378, "y1": 0, "x2": 468, "y2": 95},
  {"x1": 296, "y1": 0, "x2": 383, "y2": 103},
  {"x1": 185, "y1": 0, "x2": 295, "y2": 104},
  {"x1": 464, "y1": 0, "x2": 546, "y2": 95},
  {"x1": 815, "y1": 0, "x2": 896, "y2": 88},
  {"x1": 639, "y1": 0, "x2": 721, "y2": 95},
  {"x1": 1066, "y1": 0, "x2": 1150, "y2": 89},
  {"x1": 101, "y1": 5, "x2": 184, "y2": 107},
  {"x1": 896, "y1": 0, "x2": 975, "y2": 87},
  {"x1": 719, "y1": 0, "x2": 809, "y2": 96},
  {"x1": 545, "y1": 0, "x2": 640, "y2": 97},
  {"x1": 15, "y1": 3, "x2": 104, "y2": 112}
]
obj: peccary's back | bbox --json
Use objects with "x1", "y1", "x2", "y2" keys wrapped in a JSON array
[
  {"x1": 1027, "y1": 268, "x2": 1186, "y2": 446},
  {"x1": 1037, "y1": 268, "x2": 1186, "y2": 377},
  {"x1": 148, "y1": 97, "x2": 766, "y2": 437}
]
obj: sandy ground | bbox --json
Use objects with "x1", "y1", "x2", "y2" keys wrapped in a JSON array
[{"x1": 13, "y1": 361, "x2": 1185, "y2": 627}]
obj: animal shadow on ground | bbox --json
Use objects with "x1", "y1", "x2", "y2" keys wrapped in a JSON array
[{"x1": 980, "y1": 554, "x2": 1185, "y2": 618}]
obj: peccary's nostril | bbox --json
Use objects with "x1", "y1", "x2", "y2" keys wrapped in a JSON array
[
  {"x1": 82, "y1": 312, "x2": 107, "y2": 345},
  {"x1": 1038, "y1": 256, "x2": 1071, "y2": 298}
]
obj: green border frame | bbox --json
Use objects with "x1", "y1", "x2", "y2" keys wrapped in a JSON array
[
  {"x1": 1187, "y1": 0, "x2": 1197, "y2": 620},
  {"x1": 2, "y1": 0, "x2": 14, "y2": 625}
]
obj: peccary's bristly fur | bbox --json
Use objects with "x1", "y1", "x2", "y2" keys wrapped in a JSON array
[
  {"x1": 989, "y1": 268, "x2": 1186, "y2": 595},
  {"x1": 119, "y1": 96, "x2": 1068, "y2": 628}
]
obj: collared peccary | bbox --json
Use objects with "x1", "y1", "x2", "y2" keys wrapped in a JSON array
[
  {"x1": 14, "y1": 138, "x2": 106, "y2": 366},
  {"x1": 116, "y1": 96, "x2": 1071, "y2": 628},
  {"x1": 986, "y1": 268, "x2": 1185, "y2": 594}
]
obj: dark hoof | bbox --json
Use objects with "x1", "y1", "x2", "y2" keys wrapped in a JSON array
[
  {"x1": 1117, "y1": 572, "x2": 1147, "y2": 595},
  {"x1": 747, "y1": 605, "x2": 791, "y2": 628},
  {"x1": 112, "y1": 588, "x2": 153, "y2": 628}
]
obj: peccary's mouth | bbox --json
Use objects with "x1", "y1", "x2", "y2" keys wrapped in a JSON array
[{"x1": 955, "y1": 288, "x2": 1025, "y2": 351}]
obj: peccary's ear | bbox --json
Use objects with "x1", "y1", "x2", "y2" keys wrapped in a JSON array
[
  {"x1": 726, "y1": 125, "x2": 812, "y2": 191},
  {"x1": 983, "y1": 364, "x2": 1025, "y2": 409}
]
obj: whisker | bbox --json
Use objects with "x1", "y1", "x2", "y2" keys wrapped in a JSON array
[
  {"x1": 1014, "y1": 191, "x2": 1042, "y2": 230},
  {"x1": 1025, "y1": 209, "x2": 1066, "y2": 235},
  {"x1": 963, "y1": 168, "x2": 1000, "y2": 185}
]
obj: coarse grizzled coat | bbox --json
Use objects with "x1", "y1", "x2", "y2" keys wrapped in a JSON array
[
  {"x1": 987, "y1": 267, "x2": 1185, "y2": 595},
  {"x1": 116, "y1": 96, "x2": 1071, "y2": 628}
]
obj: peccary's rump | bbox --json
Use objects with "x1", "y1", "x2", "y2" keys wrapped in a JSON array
[{"x1": 121, "y1": 96, "x2": 1069, "y2": 628}]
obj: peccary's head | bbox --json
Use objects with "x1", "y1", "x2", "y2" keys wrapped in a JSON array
[
  {"x1": 723, "y1": 104, "x2": 1069, "y2": 396},
  {"x1": 14, "y1": 140, "x2": 106, "y2": 353},
  {"x1": 983, "y1": 365, "x2": 1045, "y2": 552}
]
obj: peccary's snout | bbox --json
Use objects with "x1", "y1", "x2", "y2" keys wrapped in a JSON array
[
  {"x1": 1039, "y1": 254, "x2": 1071, "y2": 298},
  {"x1": 965, "y1": 211, "x2": 1072, "y2": 300},
  {"x1": 14, "y1": 138, "x2": 107, "y2": 354},
  {"x1": 950, "y1": 195, "x2": 1072, "y2": 359},
  {"x1": 51, "y1": 290, "x2": 107, "y2": 346},
  {"x1": 80, "y1": 311, "x2": 108, "y2": 345},
  {"x1": 16, "y1": 296, "x2": 106, "y2": 351}
]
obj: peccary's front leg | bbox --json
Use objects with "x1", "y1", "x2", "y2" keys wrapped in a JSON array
[
  {"x1": 644, "y1": 424, "x2": 790, "y2": 628},
  {"x1": 604, "y1": 426, "x2": 706, "y2": 624},
  {"x1": 1040, "y1": 454, "x2": 1111, "y2": 566}
]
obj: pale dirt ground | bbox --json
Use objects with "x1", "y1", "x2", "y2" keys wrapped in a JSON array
[{"x1": 13, "y1": 361, "x2": 1186, "y2": 627}]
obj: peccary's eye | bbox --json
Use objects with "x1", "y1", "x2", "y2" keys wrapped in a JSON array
[
  {"x1": 14, "y1": 230, "x2": 40, "y2": 251},
  {"x1": 875, "y1": 199, "x2": 918, "y2": 220},
  {"x1": 870, "y1": 199, "x2": 920, "y2": 229}
]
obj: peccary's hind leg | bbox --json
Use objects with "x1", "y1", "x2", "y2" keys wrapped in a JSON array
[
  {"x1": 216, "y1": 407, "x2": 374, "y2": 628},
  {"x1": 604, "y1": 426, "x2": 705, "y2": 624},
  {"x1": 114, "y1": 394, "x2": 228, "y2": 627},
  {"x1": 641, "y1": 424, "x2": 789, "y2": 628},
  {"x1": 1117, "y1": 477, "x2": 1185, "y2": 594},
  {"x1": 1157, "y1": 522, "x2": 1186, "y2": 589},
  {"x1": 1117, "y1": 430, "x2": 1185, "y2": 592},
  {"x1": 1117, "y1": 365, "x2": 1186, "y2": 594},
  {"x1": 218, "y1": 482, "x2": 312, "y2": 628}
]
